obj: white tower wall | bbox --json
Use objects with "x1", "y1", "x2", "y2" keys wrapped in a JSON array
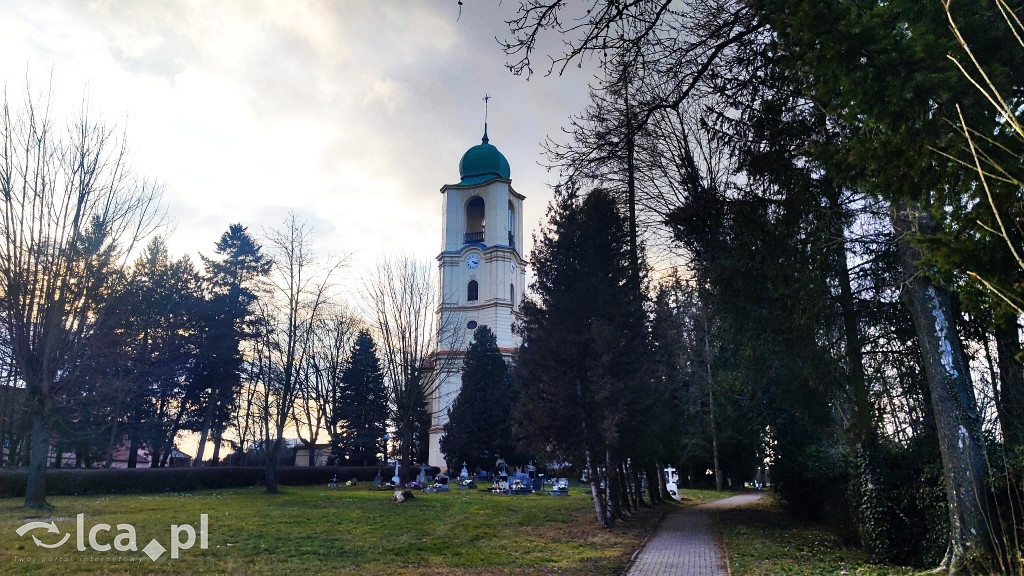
[{"x1": 428, "y1": 176, "x2": 525, "y2": 471}]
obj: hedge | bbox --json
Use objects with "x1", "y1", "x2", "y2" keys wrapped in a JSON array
[{"x1": 0, "y1": 465, "x2": 440, "y2": 498}]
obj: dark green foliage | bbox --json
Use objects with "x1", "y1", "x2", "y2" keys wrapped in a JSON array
[
  {"x1": 0, "y1": 466, "x2": 439, "y2": 498},
  {"x1": 64, "y1": 237, "x2": 204, "y2": 469},
  {"x1": 849, "y1": 437, "x2": 948, "y2": 567},
  {"x1": 334, "y1": 331, "x2": 388, "y2": 465},
  {"x1": 409, "y1": 385, "x2": 432, "y2": 466},
  {"x1": 515, "y1": 186, "x2": 650, "y2": 527},
  {"x1": 515, "y1": 187, "x2": 646, "y2": 460},
  {"x1": 644, "y1": 285, "x2": 688, "y2": 476},
  {"x1": 192, "y1": 224, "x2": 271, "y2": 462},
  {"x1": 440, "y1": 326, "x2": 516, "y2": 472}
]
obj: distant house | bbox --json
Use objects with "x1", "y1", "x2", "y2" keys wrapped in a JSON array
[
  {"x1": 45, "y1": 450, "x2": 77, "y2": 468},
  {"x1": 108, "y1": 445, "x2": 152, "y2": 468},
  {"x1": 166, "y1": 448, "x2": 192, "y2": 468},
  {"x1": 294, "y1": 444, "x2": 332, "y2": 467}
]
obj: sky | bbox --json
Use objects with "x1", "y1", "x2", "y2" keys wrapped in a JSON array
[
  {"x1": 0, "y1": 0, "x2": 595, "y2": 282},
  {"x1": 0, "y1": 0, "x2": 596, "y2": 457}
]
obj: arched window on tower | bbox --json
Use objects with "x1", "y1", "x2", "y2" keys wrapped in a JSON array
[
  {"x1": 465, "y1": 197, "x2": 485, "y2": 243},
  {"x1": 510, "y1": 283, "x2": 515, "y2": 308},
  {"x1": 507, "y1": 200, "x2": 515, "y2": 249},
  {"x1": 467, "y1": 280, "x2": 479, "y2": 302}
]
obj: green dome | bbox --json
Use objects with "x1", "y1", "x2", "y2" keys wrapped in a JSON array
[{"x1": 458, "y1": 126, "x2": 510, "y2": 185}]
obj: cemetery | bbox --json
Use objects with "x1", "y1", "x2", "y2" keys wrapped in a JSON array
[
  {"x1": 0, "y1": 481, "x2": 732, "y2": 575},
  {"x1": 2, "y1": 1, "x2": 1022, "y2": 574}
]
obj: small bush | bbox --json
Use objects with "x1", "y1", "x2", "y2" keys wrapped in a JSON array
[
  {"x1": 849, "y1": 435, "x2": 947, "y2": 567},
  {"x1": 0, "y1": 465, "x2": 440, "y2": 498}
]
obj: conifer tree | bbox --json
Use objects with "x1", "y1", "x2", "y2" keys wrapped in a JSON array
[
  {"x1": 335, "y1": 330, "x2": 388, "y2": 465},
  {"x1": 440, "y1": 326, "x2": 515, "y2": 473},
  {"x1": 755, "y1": 2, "x2": 1024, "y2": 568},
  {"x1": 193, "y1": 224, "x2": 270, "y2": 466},
  {"x1": 515, "y1": 187, "x2": 647, "y2": 528}
]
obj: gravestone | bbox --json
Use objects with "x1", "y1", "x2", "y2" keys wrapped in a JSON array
[
  {"x1": 664, "y1": 465, "x2": 680, "y2": 501},
  {"x1": 550, "y1": 477, "x2": 569, "y2": 496}
]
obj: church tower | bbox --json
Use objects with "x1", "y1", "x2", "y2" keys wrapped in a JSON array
[{"x1": 428, "y1": 124, "x2": 525, "y2": 470}]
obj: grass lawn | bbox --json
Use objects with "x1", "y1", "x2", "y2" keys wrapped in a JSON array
[
  {"x1": 717, "y1": 494, "x2": 927, "y2": 576},
  {"x1": 0, "y1": 484, "x2": 718, "y2": 575}
]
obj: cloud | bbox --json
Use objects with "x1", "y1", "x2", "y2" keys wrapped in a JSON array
[
  {"x1": 363, "y1": 76, "x2": 405, "y2": 111},
  {"x1": 0, "y1": 0, "x2": 595, "y2": 286}
]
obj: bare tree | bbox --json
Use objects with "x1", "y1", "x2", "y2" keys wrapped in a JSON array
[
  {"x1": 363, "y1": 255, "x2": 460, "y2": 482},
  {"x1": 0, "y1": 84, "x2": 164, "y2": 507},
  {"x1": 298, "y1": 306, "x2": 359, "y2": 465},
  {"x1": 251, "y1": 213, "x2": 340, "y2": 492}
]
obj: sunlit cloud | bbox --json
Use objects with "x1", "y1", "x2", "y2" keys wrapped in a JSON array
[{"x1": 1, "y1": 0, "x2": 596, "y2": 456}]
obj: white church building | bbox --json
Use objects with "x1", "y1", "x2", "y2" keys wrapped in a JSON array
[{"x1": 427, "y1": 125, "x2": 526, "y2": 470}]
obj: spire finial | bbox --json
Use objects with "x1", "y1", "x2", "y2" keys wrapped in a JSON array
[{"x1": 482, "y1": 93, "x2": 491, "y2": 142}]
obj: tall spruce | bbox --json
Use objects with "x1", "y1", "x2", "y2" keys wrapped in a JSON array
[
  {"x1": 193, "y1": 224, "x2": 270, "y2": 466},
  {"x1": 335, "y1": 330, "x2": 388, "y2": 466},
  {"x1": 440, "y1": 326, "x2": 516, "y2": 473},
  {"x1": 122, "y1": 239, "x2": 203, "y2": 468},
  {"x1": 515, "y1": 187, "x2": 647, "y2": 528}
]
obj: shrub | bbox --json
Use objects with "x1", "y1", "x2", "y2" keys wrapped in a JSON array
[
  {"x1": 0, "y1": 465, "x2": 440, "y2": 498},
  {"x1": 848, "y1": 435, "x2": 947, "y2": 567}
]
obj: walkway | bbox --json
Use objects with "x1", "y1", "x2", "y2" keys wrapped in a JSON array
[{"x1": 625, "y1": 492, "x2": 765, "y2": 576}]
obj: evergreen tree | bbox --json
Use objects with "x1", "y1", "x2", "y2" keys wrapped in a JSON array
[
  {"x1": 440, "y1": 326, "x2": 516, "y2": 473},
  {"x1": 334, "y1": 330, "x2": 388, "y2": 465},
  {"x1": 754, "y1": 2, "x2": 1024, "y2": 568},
  {"x1": 515, "y1": 187, "x2": 647, "y2": 528},
  {"x1": 193, "y1": 224, "x2": 270, "y2": 466},
  {"x1": 125, "y1": 240, "x2": 204, "y2": 468},
  {"x1": 409, "y1": 380, "x2": 432, "y2": 466}
]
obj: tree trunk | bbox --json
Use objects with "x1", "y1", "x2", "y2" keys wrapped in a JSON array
[
  {"x1": 0, "y1": 393, "x2": 8, "y2": 467},
  {"x1": 211, "y1": 426, "x2": 224, "y2": 467},
  {"x1": 20, "y1": 434, "x2": 31, "y2": 466},
  {"x1": 603, "y1": 451, "x2": 621, "y2": 524},
  {"x1": 193, "y1": 396, "x2": 216, "y2": 467},
  {"x1": 400, "y1": 425, "x2": 412, "y2": 484},
  {"x1": 265, "y1": 435, "x2": 282, "y2": 494},
  {"x1": 829, "y1": 189, "x2": 878, "y2": 550},
  {"x1": 127, "y1": 435, "x2": 139, "y2": 469},
  {"x1": 25, "y1": 406, "x2": 51, "y2": 508},
  {"x1": 105, "y1": 421, "x2": 120, "y2": 469},
  {"x1": 702, "y1": 316, "x2": 723, "y2": 492},
  {"x1": 586, "y1": 449, "x2": 610, "y2": 529},
  {"x1": 606, "y1": 453, "x2": 625, "y2": 518},
  {"x1": 646, "y1": 462, "x2": 662, "y2": 504},
  {"x1": 825, "y1": 188, "x2": 872, "y2": 444},
  {"x1": 892, "y1": 201, "x2": 993, "y2": 573},
  {"x1": 627, "y1": 461, "x2": 644, "y2": 509},
  {"x1": 994, "y1": 316, "x2": 1024, "y2": 446}
]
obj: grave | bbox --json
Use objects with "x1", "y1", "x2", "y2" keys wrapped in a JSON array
[
  {"x1": 425, "y1": 473, "x2": 451, "y2": 493},
  {"x1": 664, "y1": 465, "x2": 680, "y2": 501},
  {"x1": 549, "y1": 477, "x2": 569, "y2": 496}
]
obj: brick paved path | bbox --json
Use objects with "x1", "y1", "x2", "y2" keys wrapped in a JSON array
[{"x1": 625, "y1": 493, "x2": 765, "y2": 576}]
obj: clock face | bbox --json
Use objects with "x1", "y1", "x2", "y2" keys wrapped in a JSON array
[
  {"x1": 466, "y1": 255, "x2": 480, "y2": 269},
  {"x1": 509, "y1": 261, "x2": 516, "y2": 273}
]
